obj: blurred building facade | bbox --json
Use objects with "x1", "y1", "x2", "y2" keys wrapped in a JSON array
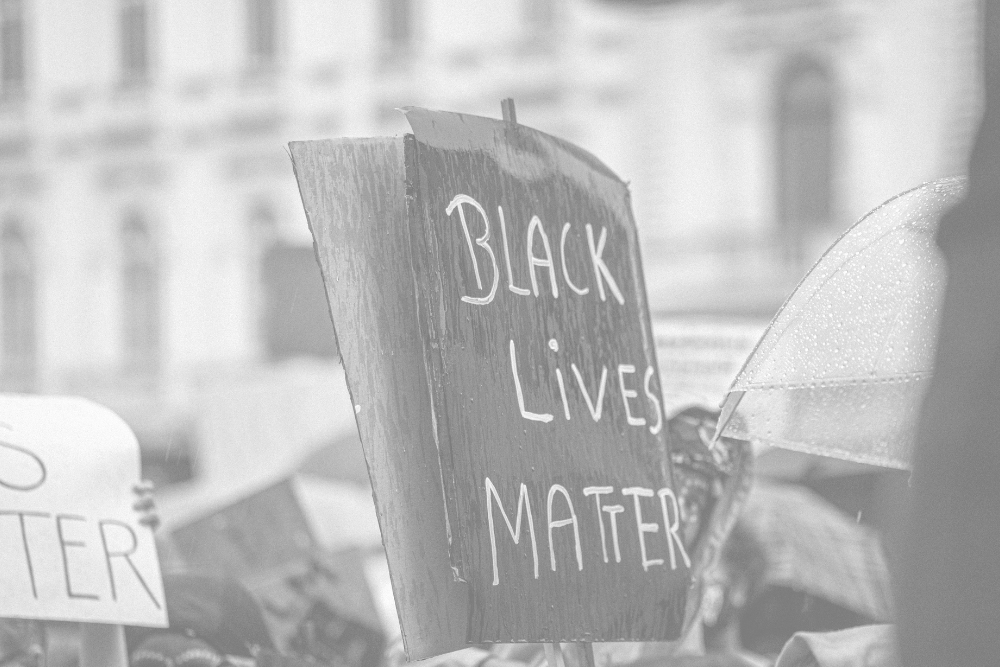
[{"x1": 0, "y1": 0, "x2": 981, "y2": 487}]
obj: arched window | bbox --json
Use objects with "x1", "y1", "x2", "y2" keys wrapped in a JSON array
[
  {"x1": 246, "y1": 0, "x2": 278, "y2": 70},
  {"x1": 121, "y1": 215, "x2": 159, "y2": 370},
  {"x1": 381, "y1": 0, "x2": 411, "y2": 49},
  {"x1": 1, "y1": 220, "x2": 35, "y2": 386},
  {"x1": 524, "y1": 0, "x2": 556, "y2": 33},
  {"x1": 120, "y1": 0, "x2": 150, "y2": 86},
  {"x1": 1, "y1": 0, "x2": 26, "y2": 96},
  {"x1": 776, "y1": 56, "x2": 835, "y2": 263}
]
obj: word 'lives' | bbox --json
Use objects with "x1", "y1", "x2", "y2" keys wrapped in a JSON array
[{"x1": 449, "y1": 194, "x2": 663, "y2": 431}]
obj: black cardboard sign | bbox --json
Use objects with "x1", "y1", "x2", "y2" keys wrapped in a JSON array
[
  {"x1": 171, "y1": 480, "x2": 316, "y2": 580},
  {"x1": 290, "y1": 109, "x2": 688, "y2": 656}
]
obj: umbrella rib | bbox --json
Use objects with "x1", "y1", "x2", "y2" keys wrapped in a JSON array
[{"x1": 742, "y1": 370, "x2": 932, "y2": 391}]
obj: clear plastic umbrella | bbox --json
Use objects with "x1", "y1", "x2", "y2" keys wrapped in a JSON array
[{"x1": 717, "y1": 178, "x2": 965, "y2": 470}]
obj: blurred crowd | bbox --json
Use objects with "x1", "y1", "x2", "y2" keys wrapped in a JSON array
[{"x1": 0, "y1": 406, "x2": 905, "y2": 667}]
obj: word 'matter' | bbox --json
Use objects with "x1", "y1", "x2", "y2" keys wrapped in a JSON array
[{"x1": 485, "y1": 478, "x2": 691, "y2": 586}]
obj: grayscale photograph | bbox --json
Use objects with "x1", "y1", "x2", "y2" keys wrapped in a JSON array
[{"x1": 0, "y1": 1, "x2": 993, "y2": 666}]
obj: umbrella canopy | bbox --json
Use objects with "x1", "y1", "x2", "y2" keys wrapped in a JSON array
[{"x1": 718, "y1": 178, "x2": 964, "y2": 470}]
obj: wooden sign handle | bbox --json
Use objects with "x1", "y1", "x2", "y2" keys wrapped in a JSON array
[
  {"x1": 544, "y1": 642, "x2": 596, "y2": 667},
  {"x1": 501, "y1": 98, "x2": 518, "y2": 124},
  {"x1": 80, "y1": 623, "x2": 129, "y2": 667},
  {"x1": 544, "y1": 642, "x2": 563, "y2": 667}
]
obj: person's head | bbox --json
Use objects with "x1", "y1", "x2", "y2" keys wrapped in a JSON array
[
  {"x1": 0, "y1": 619, "x2": 45, "y2": 667},
  {"x1": 126, "y1": 573, "x2": 275, "y2": 663}
]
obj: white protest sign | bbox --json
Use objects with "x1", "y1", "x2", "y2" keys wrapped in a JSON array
[
  {"x1": 0, "y1": 395, "x2": 167, "y2": 627},
  {"x1": 654, "y1": 317, "x2": 767, "y2": 416}
]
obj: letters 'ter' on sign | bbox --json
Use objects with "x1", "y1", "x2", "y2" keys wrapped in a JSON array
[
  {"x1": 291, "y1": 109, "x2": 688, "y2": 654},
  {"x1": 0, "y1": 395, "x2": 167, "y2": 627}
]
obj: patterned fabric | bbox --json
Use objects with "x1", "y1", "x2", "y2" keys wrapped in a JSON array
[{"x1": 130, "y1": 633, "x2": 224, "y2": 667}]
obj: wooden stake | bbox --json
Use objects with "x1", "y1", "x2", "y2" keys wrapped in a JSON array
[
  {"x1": 80, "y1": 623, "x2": 128, "y2": 667},
  {"x1": 544, "y1": 642, "x2": 564, "y2": 667},
  {"x1": 558, "y1": 642, "x2": 595, "y2": 667},
  {"x1": 501, "y1": 98, "x2": 518, "y2": 124}
]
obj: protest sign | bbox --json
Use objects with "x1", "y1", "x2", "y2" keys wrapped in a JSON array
[
  {"x1": 171, "y1": 479, "x2": 316, "y2": 579},
  {"x1": 292, "y1": 135, "x2": 468, "y2": 659},
  {"x1": 291, "y1": 108, "x2": 687, "y2": 655},
  {"x1": 0, "y1": 395, "x2": 167, "y2": 627},
  {"x1": 652, "y1": 317, "x2": 767, "y2": 416},
  {"x1": 170, "y1": 478, "x2": 385, "y2": 667}
]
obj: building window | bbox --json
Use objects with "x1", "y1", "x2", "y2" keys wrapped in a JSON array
[
  {"x1": 524, "y1": 0, "x2": 555, "y2": 33},
  {"x1": 249, "y1": 201, "x2": 276, "y2": 355},
  {"x1": 246, "y1": 0, "x2": 278, "y2": 70},
  {"x1": 121, "y1": 215, "x2": 159, "y2": 371},
  {"x1": 138, "y1": 428, "x2": 195, "y2": 488},
  {"x1": 1, "y1": 221, "x2": 35, "y2": 388},
  {"x1": 120, "y1": 0, "x2": 149, "y2": 86},
  {"x1": 775, "y1": 56, "x2": 835, "y2": 263},
  {"x1": 261, "y1": 241, "x2": 337, "y2": 361},
  {"x1": 0, "y1": 0, "x2": 25, "y2": 96},
  {"x1": 381, "y1": 0, "x2": 411, "y2": 49}
]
